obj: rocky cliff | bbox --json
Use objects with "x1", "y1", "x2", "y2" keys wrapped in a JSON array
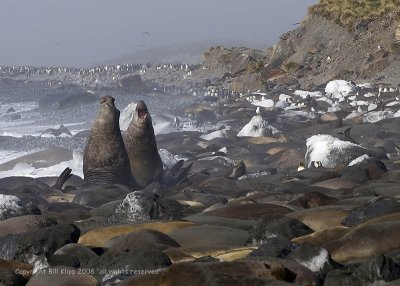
[{"x1": 196, "y1": 1, "x2": 400, "y2": 91}]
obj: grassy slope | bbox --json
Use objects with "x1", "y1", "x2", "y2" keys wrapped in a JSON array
[{"x1": 309, "y1": 0, "x2": 400, "y2": 29}]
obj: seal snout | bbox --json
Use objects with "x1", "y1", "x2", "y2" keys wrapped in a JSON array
[
  {"x1": 100, "y1": 95, "x2": 116, "y2": 109},
  {"x1": 136, "y1": 100, "x2": 148, "y2": 119}
]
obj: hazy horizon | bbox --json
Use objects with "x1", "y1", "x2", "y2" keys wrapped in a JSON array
[{"x1": 0, "y1": 0, "x2": 317, "y2": 67}]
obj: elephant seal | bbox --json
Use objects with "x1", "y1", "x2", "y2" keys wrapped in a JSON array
[
  {"x1": 124, "y1": 100, "x2": 163, "y2": 187},
  {"x1": 83, "y1": 96, "x2": 136, "y2": 187}
]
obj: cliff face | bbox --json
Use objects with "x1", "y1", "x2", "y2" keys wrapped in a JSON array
[
  {"x1": 196, "y1": 9, "x2": 400, "y2": 92},
  {"x1": 274, "y1": 14, "x2": 399, "y2": 88}
]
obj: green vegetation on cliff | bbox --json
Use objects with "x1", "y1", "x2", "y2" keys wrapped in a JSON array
[{"x1": 309, "y1": 0, "x2": 400, "y2": 28}]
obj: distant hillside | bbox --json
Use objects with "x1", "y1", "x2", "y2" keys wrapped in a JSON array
[{"x1": 101, "y1": 40, "x2": 267, "y2": 65}]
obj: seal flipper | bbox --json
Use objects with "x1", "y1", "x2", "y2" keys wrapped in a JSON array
[
  {"x1": 161, "y1": 160, "x2": 193, "y2": 187},
  {"x1": 52, "y1": 167, "x2": 72, "y2": 190}
]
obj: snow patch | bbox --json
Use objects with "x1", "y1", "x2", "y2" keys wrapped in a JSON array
[
  {"x1": 159, "y1": 149, "x2": 181, "y2": 169},
  {"x1": 119, "y1": 102, "x2": 137, "y2": 131},
  {"x1": 26, "y1": 254, "x2": 50, "y2": 275},
  {"x1": 0, "y1": 194, "x2": 23, "y2": 219},
  {"x1": 251, "y1": 99, "x2": 274, "y2": 108},
  {"x1": 305, "y1": 134, "x2": 366, "y2": 168},
  {"x1": 325, "y1": 80, "x2": 356, "y2": 96},
  {"x1": 363, "y1": 111, "x2": 394, "y2": 123},
  {"x1": 238, "y1": 170, "x2": 271, "y2": 180},
  {"x1": 294, "y1": 90, "x2": 323, "y2": 99},
  {"x1": 237, "y1": 115, "x2": 280, "y2": 137},
  {"x1": 200, "y1": 129, "x2": 228, "y2": 141},
  {"x1": 348, "y1": 154, "x2": 369, "y2": 166},
  {"x1": 112, "y1": 192, "x2": 151, "y2": 222},
  {"x1": 298, "y1": 249, "x2": 330, "y2": 272}
]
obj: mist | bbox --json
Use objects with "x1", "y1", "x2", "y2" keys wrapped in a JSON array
[{"x1": 0, "y1": 0, "x2": 317, "y2": 67}]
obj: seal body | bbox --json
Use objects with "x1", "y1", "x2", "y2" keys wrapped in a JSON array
[
  {"x1": 124, "y1": 100, "x2": 163, "y2": 187},
  {"x1": 83, "y1": 96, "x2": 136, "y2": 187}
]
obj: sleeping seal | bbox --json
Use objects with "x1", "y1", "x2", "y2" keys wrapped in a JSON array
[
  {"x1": 83, "y1": 96, "x2": 136, "y2": 187},
  {"x1": 124, "y1": 100, "x2": 163, "y2": 187}
]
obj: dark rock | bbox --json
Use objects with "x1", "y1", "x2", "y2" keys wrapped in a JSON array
[
  {"x1": 0, "y1": 224, "x2": 80, "y2": 263},
  {"x1": 341, "y1": 158, "x2": 388, "y2": 182},
  {"x1": 6, "y1": 108, "x2": 15, "y2": 113},
  {"x1": 57, "y1": 92, "x2": 98, "y2": 110},
  {"x1": 119, "y1": 74, "x2": 146, "y2": 93},
  {"x1": 353, "y1": 255, "x2": 400, "y2": 284},
  {"x1": 249, "y1": 235, "x2": 296, "y2": 258},
  {"x1": 324, "y1": 268, "x2": 361, "y2": 286},
  {"x1": 286, "y1": 244, "x2": 340, "y2": 280},
  {"x1": 0, "y1": 194, "x2": 41, "y2": 221},
  {"x1": 342, "y1": 197, "x2": 400, "y2": 227},
  {"x1": 249, "y1": 215, "x2": 313, "y2": 245}
]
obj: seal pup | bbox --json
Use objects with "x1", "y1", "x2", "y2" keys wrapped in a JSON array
[
  {"x1": 83, "y1": 96, "x2": 136, "y2": 187},
  {"x1": 124, "y1": 100, "x2": 163, "y2": 187}
]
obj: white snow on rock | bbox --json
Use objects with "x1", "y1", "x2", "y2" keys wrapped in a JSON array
[
  {"x1": 363, "y1": 110, "x2": 394, "y2": 123},
  {"x1": 112, "y1": 191, "x2": 152, "y2": 222},
  {"x1": 26, "y1": 254, "x2": 50, "y2": 275},
  {"x1": 325, "y1": 80, "x2": 357, "y2": 97},
  {"x1": 279, "y1": 94, "x2": 293, "y2": 102},
  {"x1": 348, "y1": 154, "x2": 370, "y2": 166},
  {"x1": 159, "y1": 149, "x2": 179, "y2": 169},
  {"x1": 394, "y1": 109, "x2": 400, "y2": 118},
  {"x1": 237, "y1": 115, "x2": 280, "y2": 137},
  {"x1": 363, "y1": 92, "x2": 376, "y2": 98},
  {"x1": 294, "y1": 90, "x2": 323, "y2": 99},
  {"x1": 119, "y1": 102, "x2": 137, "y2": 131},
  {"x1": 345, "y1": 109, "x2": 365, "y2": 119},
  {"x1": 327, "y1": 102, "x2": 341, "y2": 113},
  {"x1": 350, "y1": 100, "x2": 369, "y2": 107},
  {"x1": 218, "y1": 147, "x2": 228, "y2": 154},
  {"x1": 357, "y1": 83, "x2": 373, "y2": 89},
  {"x1": 251, "y1": 99, "x2": 275, "y2": 108},
  {"x1": 298, "y1": 249, "x2": 330, "y2": 272},
  {"x1": 198, "y1": 156, "x2": 234, "y2": 166},
  {"x1": 367, "y1": 103, "x2": 378, "y2": 111},
  {"x1": 386, "y1": 101, "x2": 400, "y2": 107},
  {"x1": 275, "y1": 100, "x2": 290, "y2": 109},
  {"x1": 238, "y1": 170, "x2": 271, "y2": 180},
  {"x1": 0, "y1": 194, "x2": 23, "y2": 219},
  {"x1": 200, "y1": 129, "x2": 228, "y2": 141},
  {"x1": 305, "y1": 134, "x2": 367, "y2": 168}
]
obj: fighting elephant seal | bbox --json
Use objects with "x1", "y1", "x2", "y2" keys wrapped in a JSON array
[
  {"x1": 124, "y1": 100, "x2": 163, "y2": 187},
  {"x1": 83, "y1": 96, "x2": 136, "y2": 187}
]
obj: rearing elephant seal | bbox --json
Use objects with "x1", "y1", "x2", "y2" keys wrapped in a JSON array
[
  {"x1": 83, "y1": 96, "x2": 136, "y2": 187},
  {"x1": 124, "y1": 100, "x2": 163, "y2": 187}
]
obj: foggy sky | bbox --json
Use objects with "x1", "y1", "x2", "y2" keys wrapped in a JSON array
[{"x1": 0, "y1": 0, "x2": 317, "y2": 67}]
